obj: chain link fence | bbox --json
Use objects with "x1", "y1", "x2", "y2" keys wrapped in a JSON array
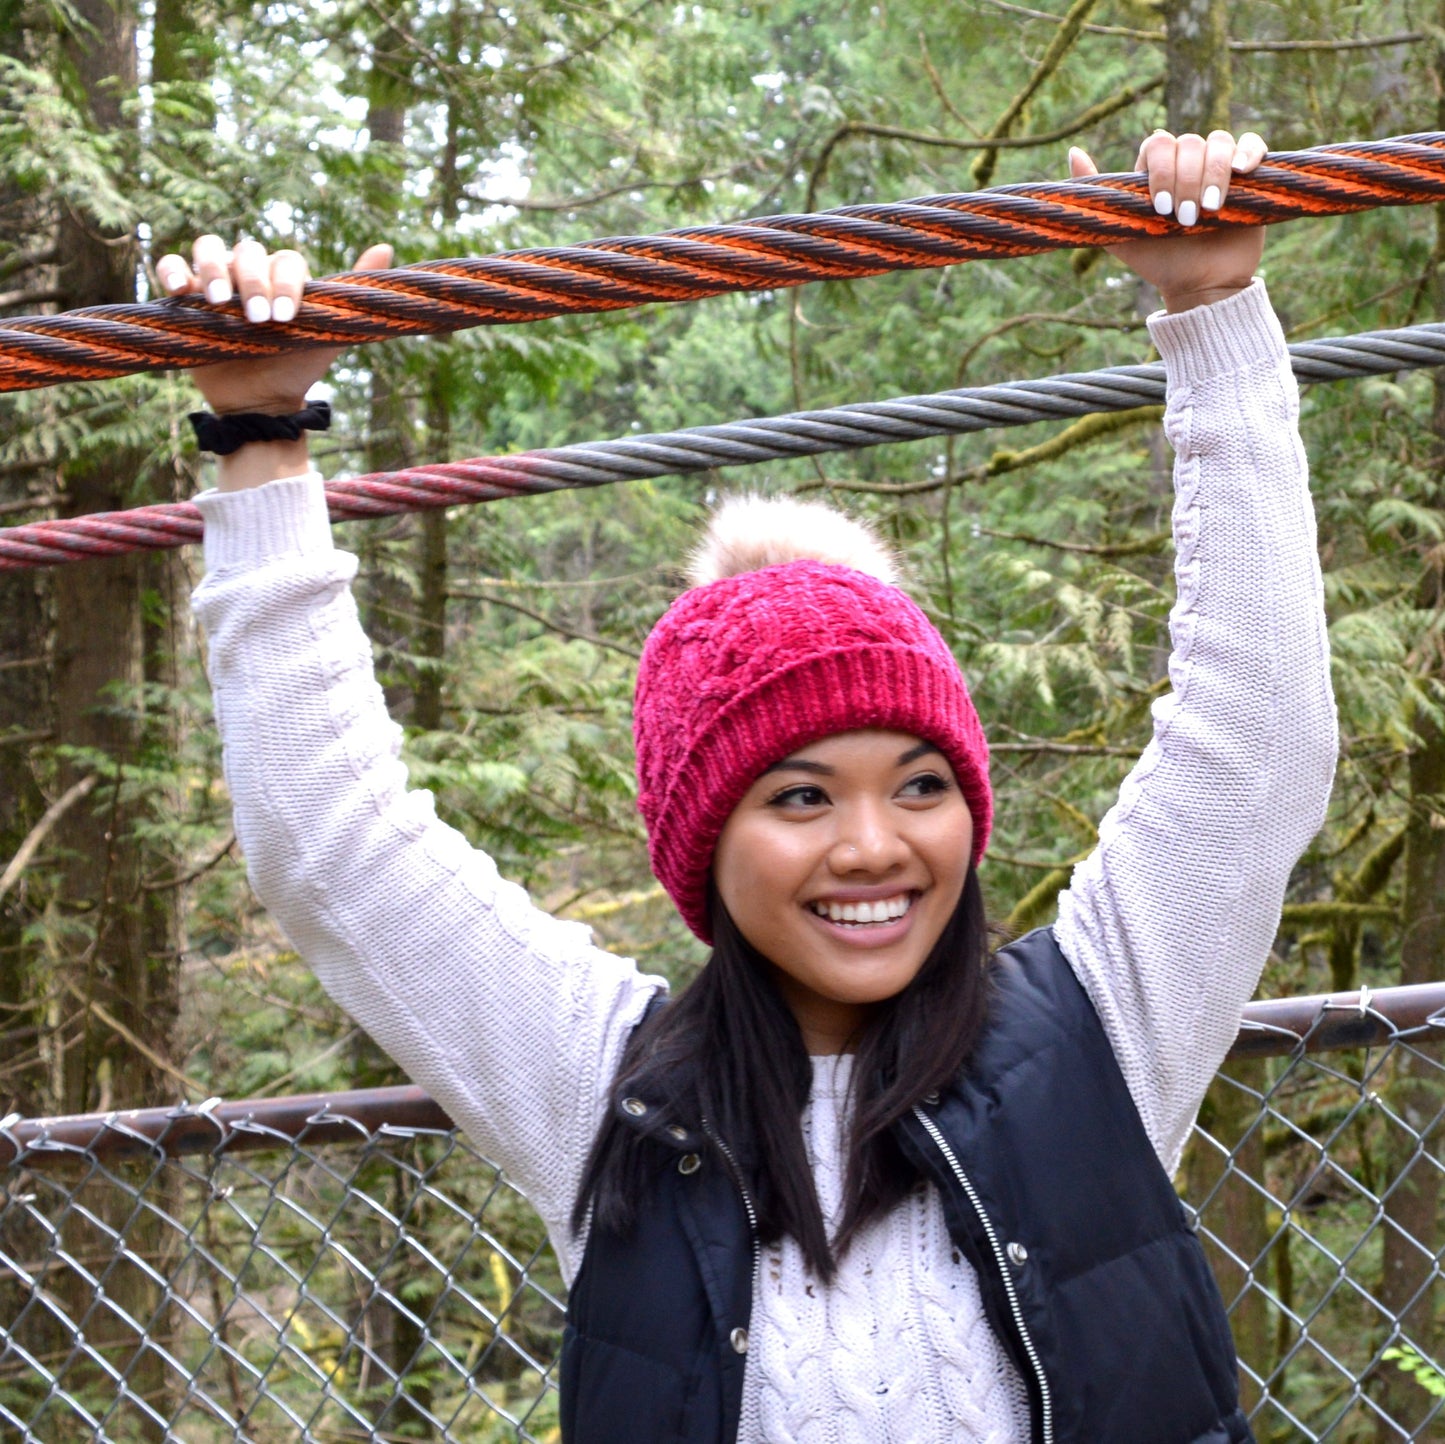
[{"x1": 1, "y1": 983, "x2": 1442, "y2": 1443}]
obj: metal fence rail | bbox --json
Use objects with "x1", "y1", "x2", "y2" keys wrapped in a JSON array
[{"x1": 2, "y1": 982, "x2": 1442, "y2": 1442}]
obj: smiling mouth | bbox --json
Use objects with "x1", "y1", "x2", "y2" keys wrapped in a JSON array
[{"x1": 808, "y1": 893, "x2": 915, "y2": 927}]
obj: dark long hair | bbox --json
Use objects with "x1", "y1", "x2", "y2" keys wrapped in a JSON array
[{"x1": 572, "y1": 868, "x2": 991, "y2": 1280}]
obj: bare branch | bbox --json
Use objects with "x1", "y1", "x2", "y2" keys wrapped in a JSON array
[
  {"x1": 0, "y1": 287, "x2": 63, "y2": 310},
  {"x1": 141, "y1": 832, "x2": 236, "y2": 893},
  {"x1": 953, "y1": 309, "x2": 1145, "y2": 382},
  {"x1": 0, "y1": 657, "x2": 46, "y2": 674},
  {"x1": 1233, "y1": 33, "x2": 1425, "y2": 52},
  {"x1": 986, "y1": 849, "x2": 1079, "y2": 870},
  {"x1": 1285, "y1": 265, "x2": 1444, "y2": 339},
  {"x1": 0, "y1": 729, "x2": 53, "y2": 750},
  {"x1": 0, "y1": 245, "x2": 58, "y2": 284},
  {"x1": 974, "y1": 0, "x2": 1424, "y2": 52},
  {"x1": 0, "y1": 775, "x2": 98, "y2": 906},
  {"x1": 0, "y1": 455, "x2": 57, "y2": 477},
  {"x1": 805, "y1": 75, "x2": 1161, "y2": 212},
  {"x1": 974, "y1": 0, "x2": 1158, "y2": 39},
  {"x1": 0, "y1": 492, "x2": 58, "y2": 517},
  {"x1": 470, "y1": 568, "x2": 661, "y2": 590},
  {"x1": 60, "y1": 976, "x2": 209, "y2": 1099},
  {"x1": 1278, "y1": 901, "x2": 1399, "y2": 928},
  {"x1": 449, "y1": 588, "x2": 641, "y2": 659},
  {"x1": 972, "y1": 0, "x2": 1102, "y2": 188},
  {"x1": 798, "y1": 405, "x2": 1162, "y2": 498},
  {"x1": 989, "y1": 740, "x2": 1142, "y2": 757},
  {"x1": 974, "y1": 524, "x2": 1170, "y2": 557},
  {"x1": 918, "y1": 30, "x2": 974, "y2": 130}
]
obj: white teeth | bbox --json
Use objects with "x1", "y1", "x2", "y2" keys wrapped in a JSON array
[{"x1": 812, "y1": 895, "x2": 912, "y2": 926}]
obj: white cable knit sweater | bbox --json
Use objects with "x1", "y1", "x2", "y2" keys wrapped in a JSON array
[{"x1": 191, "y1": 281, "x2": 1337, "y2": 1443}]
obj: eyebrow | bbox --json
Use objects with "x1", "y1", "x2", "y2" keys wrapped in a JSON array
[
  {"x1": 762, "y1": 741, "x2": 942, "y2": 777},
  {"x1": 898, "y1": 741, "x2": 942, "y2": 765},
  {"x1": 762, "y1": 757, "x2": 834, "y2": 777}
]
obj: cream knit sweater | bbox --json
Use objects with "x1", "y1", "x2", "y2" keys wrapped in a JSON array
[{"x1": 192, "y1": 280, "x2": 1337, "y2": 1443}]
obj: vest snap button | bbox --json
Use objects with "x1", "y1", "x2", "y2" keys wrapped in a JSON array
[
  {"x1": 1007, "y1": 1241, "x2": 1028, "y2": 1267},
  {"x1": 667, "y1": 1124, "x2": 688, "y2": 1141},
  {"x1": 730, "y1": 1327, "x2": 749, "y2": 1354},
  {"x1": 678, "y1": 1153, "x2": 702, "y2": 1175},
  {"x1": 621, "y1": 1097, "x2": 647, "y2": 1117}
]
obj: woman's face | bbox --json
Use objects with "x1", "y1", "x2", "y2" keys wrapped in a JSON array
[{"x1": 712, "y1": 728, "x2": 973, "y2": 1055}]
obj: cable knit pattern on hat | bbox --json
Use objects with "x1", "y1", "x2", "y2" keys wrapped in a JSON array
[
  {"x1": 191, "y1": 279, "x2": 1335, "y2": 1442},
  {"x1": 634, "y1": 560, "x2": 992, "y2": 940}
]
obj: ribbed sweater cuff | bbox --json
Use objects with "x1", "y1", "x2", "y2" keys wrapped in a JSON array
[
  {"x1": 194, "y1": 471, "x2": 334, "y2": 573},
  {"x1": 1146, "y1": 278, "x2": 1287, "y2": 388}
]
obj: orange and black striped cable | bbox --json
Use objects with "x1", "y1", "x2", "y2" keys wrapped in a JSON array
[
  {"x1": 2, "y1": 133, "x2": 1444, "y2": 394},
  {"x1": 6, "y1": 132, "x2": 1445, "y2": 571}
]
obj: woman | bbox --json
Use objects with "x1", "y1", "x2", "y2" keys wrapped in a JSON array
[{"x1": 169, "y1": 128, "x2": 1336, "y2": 1442}]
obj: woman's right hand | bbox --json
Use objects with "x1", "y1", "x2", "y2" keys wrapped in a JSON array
[{"x1": 156, "y1": 236, "x2": 394, "y2": 415}]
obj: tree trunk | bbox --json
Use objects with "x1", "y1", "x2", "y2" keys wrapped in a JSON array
[
  {"x1": 47, "y1": 5, "x2": 173, "y2": 1434},
  {"x1": 141, "y1": 0, "x2": 222, "y2": 1085},
  {"x1": 1374, "y1": 32, "x2": 1445, "y2": 1428},
  {"x1": 150, "y1": 0, "x2": 218, "y2": 257},
  {"x1": 359, "y1": 88, "x2": 418, "y2": 718},
  {"x1": 415, "y1": 12, "x2": 462, "y2": 736},
  {"x1": 1164, "y1": 0, "x2": 1232, "y2": 136},
  {"x1": 1374, "y1": 709, "x2": 1445, "y2": 1440},
  {"x1": 352, "y1": 30, "x2": 436, "y2": 1427},
  {"x1": 1182, "y1": 1071, "x2": 1272, "y2": 1417},
  {"x1": 0, "y1": 7, "x2": 54, "y2": 1123},
  {"x1": 52, "y1": 0, "x2": 158, "y2": 1114}
]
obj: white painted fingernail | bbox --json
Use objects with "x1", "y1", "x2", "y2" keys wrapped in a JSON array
[
  {"x1": 1178, "y1": 199, "x2": 1198, "y2": 228},
  {"x1": 1153, "y1": 190, "x2": 1173, "y2": 217},
  {"x1": 1202, "y1": 185, "x2": 1222, "y2": 211},
  {"x1": 244, "y1": 295, "x2": 271, "y2": 324},
  {"x1": 271, "y1": 296, "x2": 296, "y2": 324},
  {"x1": 205, "y1": 279, "x2": 231, "y2": 305},
  {"x1": 158, "y1": 266, "x2": 184, "y2": 293}
]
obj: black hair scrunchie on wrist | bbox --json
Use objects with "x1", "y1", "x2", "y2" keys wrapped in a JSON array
[{"x1": 189, "y1": 401, "x2": 332, "y2": 456}]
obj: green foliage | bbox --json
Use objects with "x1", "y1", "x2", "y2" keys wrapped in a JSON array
[
  {"x1": 0, "y1": 53, "x2": 135, "y2": 225},
  {"x1": 1382, "y1": 1344, "x2": 1445, "y2": 1400},
  {"x1": 3, "y1": 0, "x2": 1440, "y2": 1080},
  {"x1": 4, "y1": 2, "x2": 1445, "y2": 1429}
]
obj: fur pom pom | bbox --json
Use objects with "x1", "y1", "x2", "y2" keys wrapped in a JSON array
[{"x1": 686, "y1": 494, "x2": 899, "y2": 588}]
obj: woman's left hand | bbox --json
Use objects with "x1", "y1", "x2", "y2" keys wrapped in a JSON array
[{"x1": 1070, "y1": 129, "x2": 1268, "y2": 313}]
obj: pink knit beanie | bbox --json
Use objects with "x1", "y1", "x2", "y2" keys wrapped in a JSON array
[{"x1": 633, "y1": 498, "x2": 991, "y2": 942}]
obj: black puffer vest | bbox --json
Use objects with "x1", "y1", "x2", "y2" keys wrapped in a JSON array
[{"x1": 560, "y1": 927, "x2": 1253, "y2": 1444}]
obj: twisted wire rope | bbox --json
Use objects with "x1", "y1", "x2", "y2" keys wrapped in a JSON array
[
  {"x1": 3, "y1": 133, "x2": 1445, "y2": 393},
  {"x1": 3, "y1": 318, "x2": 1445, "y2": 571}
]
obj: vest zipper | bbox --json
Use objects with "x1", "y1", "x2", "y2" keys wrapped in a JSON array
[
  {"x1": 911, "y1": 1104, "x2": 1054, "y2": 1444},
  {"x1": 703, "y1": 1120, "x2": 762, "y2": 1308}
]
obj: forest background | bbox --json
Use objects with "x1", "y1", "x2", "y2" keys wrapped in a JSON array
[{"x1": 2, "y1": 0, "x2": 1445, "y2": 1437}]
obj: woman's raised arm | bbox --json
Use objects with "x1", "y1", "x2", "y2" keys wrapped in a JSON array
[
  {"x1": 1050, "y1": 134, "x2": 1338, "y2": 1175},
  {"x1": 176, "y1": 238, "x2": 664, "y2": 1284}
]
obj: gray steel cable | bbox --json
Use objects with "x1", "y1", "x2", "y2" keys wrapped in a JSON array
[{"x1": 5, "y1": 316, "x2": 1445, "y2": 569}]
